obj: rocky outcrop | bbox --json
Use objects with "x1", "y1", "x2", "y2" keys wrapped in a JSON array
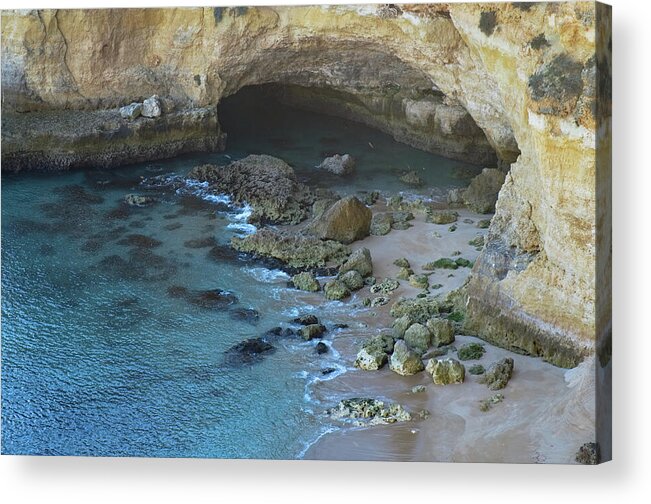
[
  {"x1": 189, "y1": 155, "x2": 314, "y2": 225},
  {"x1": 462, "y1": 168, "x2": 506, "y2": 214},
  {"x1": 317, "y1": 154, "x2": 355, "y2": 176}
]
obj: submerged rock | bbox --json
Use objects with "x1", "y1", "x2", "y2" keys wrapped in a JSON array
[
  {"x1": 399, "y1": 170, "x2": 424, "y2": 187},
  {"x1": 324, "y1": 279, "x2": 350, "y2": 301},
  {"x1": 327, "y1": 398, "x2": 411, "y2": 426},
  {"x1": 339, "y1": 247, "x2": 373, "y2": 278},
  {"x1": 370, "y1": 212, "x2": 393, "y2": 236},
  {"x1": 463, "y1": 168, "x2": 506, "y2": 213},
  {"x1": 389, "y1": 340, "x2": 425, "y2": 376},
  {"x1": 229, "y1": 307, "x2": 260, "y2": 325},
  {"x1": 404, "y1": 323, "x2": 431, "y2": 354},
  {"x1": 317, "y1": 153, "x2": 355, "y2": 176},
  {"x1": 184, "y1": 236, "x2": 218, "y2": 249},
  {"x1": 224, "y1": 337, "x2": 275, "y2": 365},
  {"x1": 481, "y1": 357, "x2": 514, "y2": 390},
  {"x1": 315, "y1": 342, "x2": 329, "y2": 355},
  {"x1": 339, "y1": 270, "x2": 365, "y2": 291},
  {"x1": 426, "y1": 318, "x2": 455, "y2": 347},
  {"x1": 426, "y1": 358, "x2": 465, "y2": 385},
  {"x1": 310, "y1": 196, "x2": 371, "y2": 244},
  {"x1": 187, "y1": 288, "x2": 239, "y2": 309},
  {"x1": 293, "y1": 314, "x2": 319, "y2": 325},
  {"x1": 292, "y1": 271, "x2": 320, "y2": 292},
  {"x1": 231, "y1": 228, "x2": 350, "y2": 269},
  {"x1": 124, "y1": 194, "x2": 156, "y2": 207},
  {"x1": 117, "y1": 234, "x2": 162, "y2": 249}
]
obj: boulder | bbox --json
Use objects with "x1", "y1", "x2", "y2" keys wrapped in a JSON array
[
  {"x1": 396, "y1": 266, "x2": 414, "y2": 280},
  {"x1": 389, "y1": 340, "x2": 425, "y2": 376},
  {"x1": 224, "y1": 338, "x2": 275, "y2": 365},
  {"x1": 293, "y1": 314, "x2": 319, "y2": 325},
  {"x1": 124, "y1": 194, "x2": 156, "y2": 207},
  {"x1": 299, "y1": 323, "x2": 327, "y2": 340},
  {"x1": 119, "y1": 102, "x2": 142, "y2": 120},
  {"x1": 339, "y1": 247, "x2": 373, "y2": 277},
  {"x1": 403, "y1": 323, "x2": 431, "y2": 354},
  {"x1": 315, "y1": 342, "x2": 329, "y2": 355},
  {"x1": 317, "y1": 154, "x2": 355, "y2": 176},
  {"x1": 462, "y1": 168, "x2": 506, "y2": 214},
  {"x1": 370, "y1": 277, "x2": 399, "y2": 294},
  {"x1": 408, "y1": 274, "x2": 429, "y2": 289},
  {"x1": 339, "y1": 270, "x2": 364, "y2": 291},
  {"x1": 392, "y1": 315, "x2": 413, "y2": 339},
  {"x1": 142, "y1": 95, "x2": 162, "y2": 118},
  {"x1": 426, "y1": 358, "x2": 465, "y2": 385},
  {"x1": 393, "y1": 257, "x2": 411, "y2": 268},
  {"x1": 292, "y1": 271, "x2": 320, "y2": 292},
  {"x1": 399, "y1": 170, "x2": 424, "y2": 186},
  {"x1": 426, "y1": 318, "x2": 455, "y2": 347},
  {"x1": 327, "y1": 398, "x2": 411, "y2": 425},
  {"x1": 481, "y1": 357, "x2": 514, "y2": 390},
  {"x1": 370, "y1": 212, "x2": 393, "y2": 236},
  {"x1": 324, "y1": 279, "x2": 350, "y2": 301},
  {"x1": 427, "y1": 210, "x2": 458, "y2": 224},
  {"x1": 311, "y1": 196, "x2": 371, "y2": 244},
  {"x1": 354, "y1": 334, "x2": 394, "y2": 371}
]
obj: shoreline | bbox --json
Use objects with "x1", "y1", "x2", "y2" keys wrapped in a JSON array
[{"x1": 287, "y1": 207, "x2": 595, "y2": 463}]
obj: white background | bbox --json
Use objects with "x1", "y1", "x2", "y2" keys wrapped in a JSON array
[{"x1": 0, "y1": 0, "x2": 648, "y2": 502}]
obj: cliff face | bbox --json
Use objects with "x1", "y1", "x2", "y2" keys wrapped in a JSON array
[{"x1": 0, "y1": 4, "x2": 610, "y2": 368}]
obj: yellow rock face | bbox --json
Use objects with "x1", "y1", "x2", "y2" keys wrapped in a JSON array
[{"x1": 0, "y1": 3, "x2": 610, "y2": 366}]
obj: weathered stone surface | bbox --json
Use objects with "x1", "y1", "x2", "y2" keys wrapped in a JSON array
[
  {"x1": 575, "y1": 442, "x2": 600, "y2": 465},
  {"x1": 399, "y1": 170, "x2": 424, "y2": 186},
  {"x1": 324, "y1": 279, "x2": 350, "y2": 301},
  {"x1": 390, "y1": 296, "x2": 439, "y2": 324},
  {"x1": 124, "y1": 194, "x2": 156, "y2": 207},
  {"x1": 119, "y1": 102, "x2": 142, "y2": 120},
  {"x1": 370, "y1": 212, "x2": 393, "y2": 236},
  {"x1": 142, "y1": 95, "x2": 162, "y2": 118},
  {"x1": 189, "y1": 155, "x2": 313, "y2": 225},
  {"x1": 292, "y1": 271, "x2": 320, "y2": 292},
  {"x1": 299, "y1": 323, "x2": 327, "y2": 340},
  {"x1": 293, "y1": 314, "x2": 319, "y2": 325},
  {"x1": 392, "y1": 315, "x2": 413, "y2": 339},
  {"x1": 457, "y1": 343, "x2": 486, "y2": 361},
  {"x1": 231, "y1": 228, "x2": 349, "y2": 269},
  {"x1": 426, "y1": 358, "x2": 465, "y2": 385},
  {"x1": 426, "y1": 318, "x2": 455, "y2": 347},
  {"x1": 393, "y1": 257, "x2": 410, "y2": 269},
  {"x1": 389, "y1": 340, "x2": 425, "y2": 376},
  {"x1": 317, "y1": 153, "x2": 355, "y2": 175},
  {"x1": 403, "y1": 323, "x2": 431, "y2": 354},
  {"x1": 354, "y1": 333, "x2": 394, "y2": 371},
  {"x1": 408, "y1": 274, "x2": 429, "y2": 290},
  {"x1": 462, "y1": 168, "x2": 506, "y2": 214},
  {"x1": 339, "y1": 270, "x2": 364, "y2": 291},
  {"x1": 311, "y1": 196, "x2": 371, "y2": 244},
  {"x1": 481, "y1": 357, "x2": 514, "y2": 390},
  {"x1": 370, "y1": 277, "x2": 399, "y2": 294},
  {"x1": 427, "y1": 210, "x2": 458, "y2": 225},
  {"x1": 339, "y1": 247, "x2": 373, "y2": 278},
  {"x1": 327, "y1": 398, "x2": 411, "y2": 426}
]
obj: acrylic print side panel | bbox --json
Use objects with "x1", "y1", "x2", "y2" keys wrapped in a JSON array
[{"x1": 0, "y1": 3, "x2": 607, "y2": 463}]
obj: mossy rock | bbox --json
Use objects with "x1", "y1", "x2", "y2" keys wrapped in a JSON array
[
  {"x1": 392, "y1": 315, "x2": 413, "y2": 339},
  {"x1": 299, "y1": 324, "x2": 327, "y2": 341},
  {"x1": 393, "y1": 257, "x2": 411, "y2": 268},
  {"x1": 455, "y1": 258, "x2": 472, "y2": 268},
  {"x1": 397, "y1": 266, "x2": 415, "y2": 280},
  {"x1": 292, "y1": 271, "x2": 320, "y2": 292},
  {"x1": 423, "y1": 258, "x2": 458, "y2": 270},
  {"x1": 404, "y1": 323, "x2": 431, "y2": 354},
  {"x1": 408, "y1": 274, "x2": 429, "y2": 289},
  {"x1": 324, "y1": 279, "x2": 351, "y2": 301},
  {"x1": 477, "y1": 219, "x2": 491, "y2": 229},
  {"x1": 468, "y1": 235, "x2": 485, "y2": 248},
  {"x1": 370, "y1": 212, "x2": 393, "y2": 236},
  {"x1": 389, "y1": 340, "x2": 425, "y2": 376},
  {"x1": 468, "y1": 364, "x2": 485, "y2": 375},
  {"x1": 339, "y1": 247, "x2": 373, "y2": 277},
  {"x1": 390, "y1": 296, "x2": 439, "y2": 324},
  {"x1": 457, "y1": 343, "x2": 486, "y2": 361},
  {"x1": 426, "y1": 318, "x2": 455, "y2": 347},
  {"x1": 339, "y1": 270, "x2": 364, "y2": 291},
  {"x1": 426, "y1": 358, "x2": 465, "y2": 385},
  {"x1": 427, "y1": 210, "x2": 458, "y2": 225},
  {"x1": 391, "y1": 221, "x2": 412, "y2": 231},
  {"x1": 481, "y1": 357, "x2": 514, "y2": 390},
  {"x1": 370, "y1": 277, "x2": 399, "y2": 294}
]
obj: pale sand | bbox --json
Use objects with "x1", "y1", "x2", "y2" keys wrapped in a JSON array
[{"x1": 302, "y1": 207, "x2": 596, "y2": 463}]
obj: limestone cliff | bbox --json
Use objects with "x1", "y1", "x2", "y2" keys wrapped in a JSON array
[{"x1": 0, "y1": 4, "x2": 611, "y2": 374}]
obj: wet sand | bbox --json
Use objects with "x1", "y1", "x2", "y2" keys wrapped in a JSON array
[{"x1": 302, "y1": 207, "x2": 596, "y2": 463}]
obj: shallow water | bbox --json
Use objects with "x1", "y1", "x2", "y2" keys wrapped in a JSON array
[{"x1": 1, "y1": 99, "x2": 481, "y2": 458}]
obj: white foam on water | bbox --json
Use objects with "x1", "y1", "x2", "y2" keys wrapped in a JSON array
[{"x1": 242, "y1": 267, "x2": 290, "y2": 284}]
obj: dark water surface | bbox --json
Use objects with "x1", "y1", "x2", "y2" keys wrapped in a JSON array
[{"x1": 1, "y1": 99, "x2": 479, "y2": 458}]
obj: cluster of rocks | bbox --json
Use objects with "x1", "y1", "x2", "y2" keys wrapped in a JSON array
[
  {"x1": 324, "y1": 247, "x2": 374, "y2": 301},
  {"x1": 327, "y1": 398, "x2": 411, "y2": 426},
  {"x1": 370, "y1": 210, "x2": 415, "y2": 236},
  {"x1": 119, "y1": 95, "x2": 164, "y2": 120}
]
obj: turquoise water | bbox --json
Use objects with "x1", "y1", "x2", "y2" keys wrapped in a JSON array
[{"x1": 1, "y1": 97, "x2": 480, "y2": 458}]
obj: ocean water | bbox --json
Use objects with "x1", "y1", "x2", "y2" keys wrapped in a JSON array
[{"x1": 1, "y1": 98, "x2": 480, "y2": 458}]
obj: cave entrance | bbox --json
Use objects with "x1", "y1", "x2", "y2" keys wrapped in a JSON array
[{"x1": 217, "y1": 83, "x2": 491, "y2": 199}]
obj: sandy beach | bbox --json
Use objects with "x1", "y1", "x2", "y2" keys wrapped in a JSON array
[{"x1": 301, "y1": 206, "x2": 596, "y2": 463}]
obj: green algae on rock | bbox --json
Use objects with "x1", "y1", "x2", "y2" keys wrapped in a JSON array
[
  {"x1": 324, "y1": 279, "x2": 350, "y2": 301},
  {"x1": 327, "y1": 398, "x2": 411, "y2": 426},
  {"x1": 426, "y1": 358, "x2": 465, "y2": 385},
  {"x1": 389, "y1": 340, "x2": 425, "y2": 376},
  {"x1": 457, "y1": 343, "x2": 486, "y2": 361},
  {"x1": 292, "y1": 271, "x2": 320, "y2": 292}
]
